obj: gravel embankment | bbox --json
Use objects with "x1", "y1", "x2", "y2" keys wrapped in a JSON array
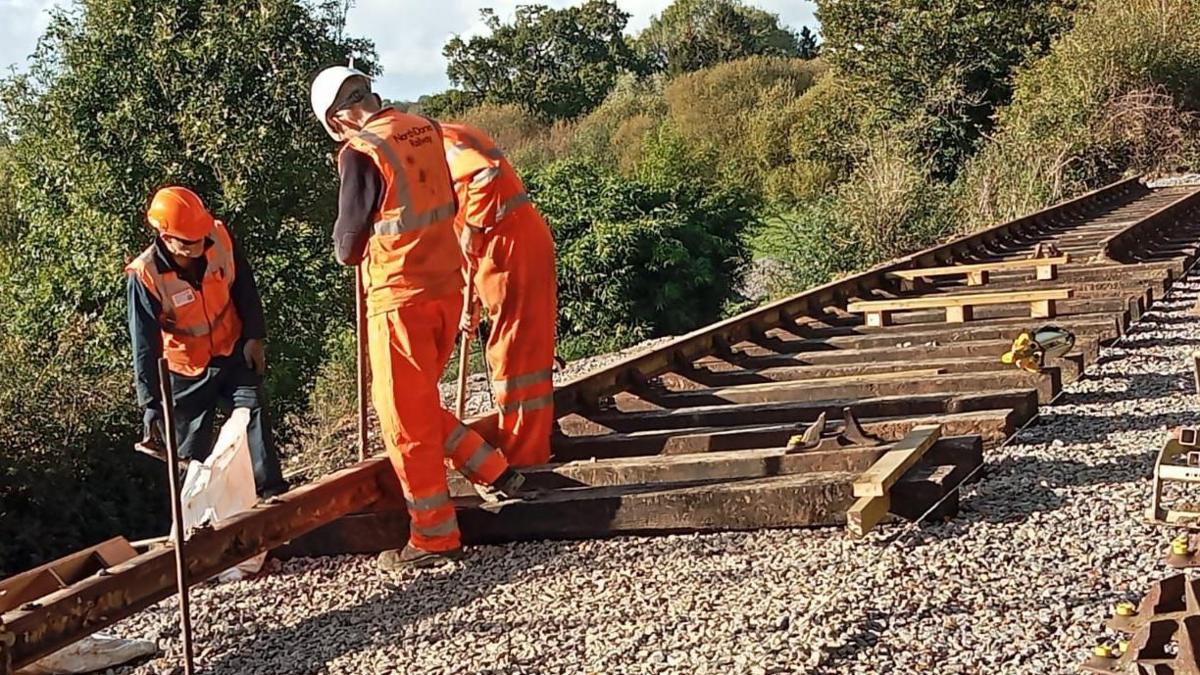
[{"x1": 110, "y1": 271, "x2": 1200, "y2": 674}]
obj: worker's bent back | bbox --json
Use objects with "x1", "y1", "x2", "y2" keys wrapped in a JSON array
[{"x1": 341, "y1": 109, "x2": 463, "y2": 314}]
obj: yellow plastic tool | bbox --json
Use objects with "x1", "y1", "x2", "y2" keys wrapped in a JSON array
[{"x1": 1001, "y1": 333, "x2": 1042, "y2": 373}]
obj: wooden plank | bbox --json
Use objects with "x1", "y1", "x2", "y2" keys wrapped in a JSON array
[
  {"x1": 841, "y1": 295, "x2": 1115, "y2": 329},
  {"x1": 281, "y1": 461, "x2": 976, "y2": 558},
  {"x1": 619, "y1": 369, "x2": 1060, "y2": 409},
  {"x1": 1031, "y1": 298, "x2": 1056, "y2": 318},
  {"x1": 946, "y1": 305, "x2": 973, "y2": 323},
  {"x1": 0, "y1": 538, "x2": 137, "y2": 614},
  {"x1": 847, "y1": 495, "x2": 890, "y2": 538},
  {"x1": 847, "y1": 288, "x2": 1072, "y2": 313},
  {"x1": 888, "y1": 255, "x2": 1071, "y2": 280},
  {"x1": 760, "y1": 313, "x2": 1121, "y2": 352},
  {"x1": 853, "y1": 425, "x2": 943, "y2": 497},
  {"x1": 445, "y1": 436, "x2": 984, "y2": 494},
  {"x1": 556, "y1": 406, "x2": 1015, "y2": 459},
  {"x1": 2, "y1": 458, "x2": 390, "y2": 671},
  {"x1": 694, "y1": 335, "x2": 1097, "y2": 377},
  {"x1": 680, "y1": 354, "x2": 1085, "y2": 388},
  {"x1": 563, "y1": 388, "x2": 1039, "y2": 435}
]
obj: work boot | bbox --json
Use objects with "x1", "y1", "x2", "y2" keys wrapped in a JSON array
[{"x1": 377, "y1": 544, "x2": 463, "y2": 571}]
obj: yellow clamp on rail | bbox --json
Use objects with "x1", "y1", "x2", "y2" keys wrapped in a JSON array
[
  {"x1": 1115, "y1": 601, "x2": 1136, "y2": 617},
  {"x1": 1093, "y1": 644, "x2": 1116, "y2": 659}
]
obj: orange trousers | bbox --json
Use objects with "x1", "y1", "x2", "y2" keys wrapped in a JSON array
[
  {"x1": 472, "y1": 213, "x2": 558, "y2": 467},
  {"x1": 368, "y1": 293, "x2": 511, "y2": 553}
]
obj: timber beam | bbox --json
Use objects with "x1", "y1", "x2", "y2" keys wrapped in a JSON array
[
  {"x1": 1, "y1": 459, "x2": 389, "y2": 671},
  {"x1": 279, "y1": 441, "x2": 982, "y2": 559},
  {"x1": 560, "y1": 389, "x2": 1039, "y2": 435},
  {"x1": 560, "y1": 408, "x2": 1021, "y2": 456},
  {"x1": 616, "y1": 369, "x2": 1061, "y2": 409},
  {"x1": 754, "y1": 313, "x2": 1124, "y2": 351},
  {"x1": 500, "y1": 436, "x2": 983, "y2": 491}
]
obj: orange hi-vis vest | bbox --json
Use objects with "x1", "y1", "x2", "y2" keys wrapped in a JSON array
[
  {"x1": 341, "y1": 108, "x2": 463, "y2": 314},
  {"x1": 441, "y1": 124, "x2": 534, "y2": 233},
  {"x1": 126, "y1": 221, "x2": 242, "y2": 377}
]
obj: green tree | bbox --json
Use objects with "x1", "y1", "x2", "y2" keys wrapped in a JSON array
[
  {"x1": 0, "y1": 0, "x2": 373, "y2": 573},
  {"x1": 818, "y1": 0, "x2": 1080, "y2": 178},
  {"x1": 664, "y1": 56, "x2": 826, "y2": 196},
  {"x1": 526, "y1": 128, "x2": 756, "y2": 357},
  {"x1": 960, "y1": 0, "x2": 1200, "y2": 228},
  {"x1": 443, "y1": 1, "x2": 645, "y2": 121},
  {"x1": 413, "y1": 88, "x2": 480, "y2": 118},
  {"x1": 637, "y1": 0, "x2": 808, "y2": 75},
  {"x1": 797, "y1": 26, "x2": 819, "y2": 59}
]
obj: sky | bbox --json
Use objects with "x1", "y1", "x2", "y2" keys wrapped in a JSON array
[{"x1": 0, "y1": 0, "x2": 819, "y2": 101}]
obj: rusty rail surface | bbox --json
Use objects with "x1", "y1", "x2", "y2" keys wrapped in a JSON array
[
  {"x1": 549, "y1": 176, "x2": 1149, "y2": 417},
  {"x1": 5, "y1": 176, "x2": 1200, "y2": 673}
]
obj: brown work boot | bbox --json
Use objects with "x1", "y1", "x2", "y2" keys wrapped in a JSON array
[{"x1": 377, "y1": 544, "x2": 463, "y2": 571}]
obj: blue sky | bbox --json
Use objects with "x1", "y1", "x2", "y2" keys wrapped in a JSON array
[{"x1": 0, "y1": 0, "x2": 819, "y2": 101}]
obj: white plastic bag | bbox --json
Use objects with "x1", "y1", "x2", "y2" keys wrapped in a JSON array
[
  {"x1": 175, "y1": 408, "x2": 266, "y2": 580},
  {"x1": 17, "y1": 633, "x2": 157, "y2": 674}
]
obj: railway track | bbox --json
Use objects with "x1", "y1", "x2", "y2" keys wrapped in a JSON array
[{"x1": 3, "y1": 176, "x2": 1200, "y2": 673}]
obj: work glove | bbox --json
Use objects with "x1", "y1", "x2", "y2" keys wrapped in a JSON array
[
  {"x1": 243, "y1": 338, "x2": 266, "y2": 376},
  {"x1": 142, "y1": 407, "x2": 165, "y2": 448}
]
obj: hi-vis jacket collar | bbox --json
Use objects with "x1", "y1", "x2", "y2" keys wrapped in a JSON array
[{"x1": 343, "y1": 107, "x2": 396, "y2": 145}]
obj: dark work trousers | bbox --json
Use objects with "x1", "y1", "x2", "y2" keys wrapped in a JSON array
[{"x1": 167, "y1": 351, "x2": 287, "y2": 497}]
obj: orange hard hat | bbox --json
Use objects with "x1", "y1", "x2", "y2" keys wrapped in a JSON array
[{"x1": 146, "y1": 186, "x2": 214, "y2": 241}]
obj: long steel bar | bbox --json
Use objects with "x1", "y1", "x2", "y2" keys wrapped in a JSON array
[
  {"x1": 156, "y1": 359, "x2": 196, "y2": 675},
  {"x1": 355, "y1": 268, "x2": 369, "y2": 462}
]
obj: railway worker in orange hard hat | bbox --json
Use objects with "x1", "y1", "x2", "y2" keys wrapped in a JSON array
[
  {"x1": 126, "y1": 186, "x2": 288, "y2": 498},
  {"x1": 441, "y1": 123, "x2": 558, "y2": 467},
  {"x1": 310, "y1": 64, "x2": 530, "y2": 570}
]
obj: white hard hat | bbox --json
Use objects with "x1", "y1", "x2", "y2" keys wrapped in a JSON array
[{"x1": 310, "y1": 65, "x2": 371, "y2": 140}]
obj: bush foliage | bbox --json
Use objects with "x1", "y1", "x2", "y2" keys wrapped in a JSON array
[
  {"x1": 637, "y1": 0, "x2": 811, "y2": 75},
  {"x1": 959, "y1": 0, "x2": 1200, "y2": 227},
  {"x1": 443, "y1": 2, "x2": 645, "y2": 121},
  {"x1": 0, "y1": 0, "x2": 370, "y2": 572},
  {"x1": 527, "y1": 129, "x2": 756, "y2": 357},
  {"x1": 818, "y1": 0, "x2": 1081, "y2": 179}
]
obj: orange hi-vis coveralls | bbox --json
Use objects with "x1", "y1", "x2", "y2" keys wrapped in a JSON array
[
  {"x1": 343, "y1": 109, "x2": 513, "y2": 553},
  {"x1": 442, "y1": 123, "x2": 558, "y2": 467}
]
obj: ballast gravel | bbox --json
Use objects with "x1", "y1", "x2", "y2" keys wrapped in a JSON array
[{"x1": 110, "y1": 272, "x2": 1200, "y2": 674}]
